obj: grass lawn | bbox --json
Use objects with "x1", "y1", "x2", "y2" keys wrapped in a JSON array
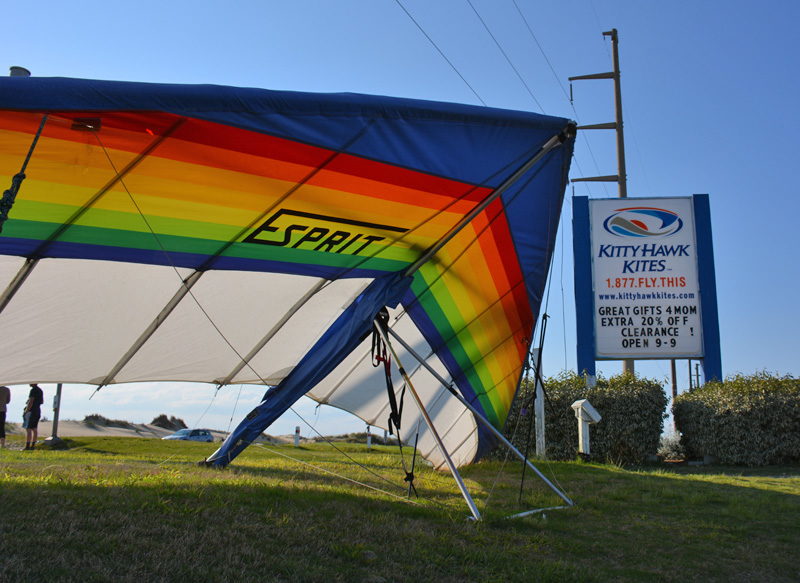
[{"x1": 1, "y1": 436, "x2": 798, "y2": 582}]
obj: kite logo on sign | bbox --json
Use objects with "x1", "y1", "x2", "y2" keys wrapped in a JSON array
[
  {"x1": 603, "y1": 207, "x2": 683, "y2": 238},
  {"x1": 245, "y1": 209, "x2": 408, "y2": 255}
]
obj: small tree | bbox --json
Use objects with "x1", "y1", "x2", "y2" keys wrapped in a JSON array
[{"x1": 674, "y1": 372, "x2": 800, "y2": 465}]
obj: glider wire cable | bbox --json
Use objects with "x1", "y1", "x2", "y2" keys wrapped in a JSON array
[
  {"x1": 224, "y1": 384, "x2": 245, "y2": 436},
  {"x1": 252, "y1": 439, "x2": 456, "y2": 515},
  {"x1": 92, "y1": 135, "x2": 413, "y2": 497},
  {"x1": 282, "y1": 400, "x2": 407, "y2": 493},
  {"x1": 191, "y1": 384, "x2": 221, "y2": 430},
  {"x1": 518, "y1": 315, "x2": 548, "y2": 499},
  {"x1": 494, "y1": 194, "x2": 571, "y2": 505},
  {"x1": 385, "y1": 172, "x2": 572, "y2": 510},
  {"x1": 365, "y1": 153, "x2": 571, "y2": 507},
  {"x1": 261, "y1": 407, "x2": 455, "y2": 513},
  {"x1": 532, "y1": 203, "x2": 572, "y2": 500},
  {"x1": 482, "y1": 382, "x2": 523, "y2": 512},
  {"x1": 485, "y1": 263, "x2": 552, "y2": 508},
  {"x1": 511, "y1": 168, "x2": 573, "y2": 505},
  {"x1": 532, "y1": 171, "x2": 574, "y2": 500},
  {"x1": 250, "y1": 442, "x2": 423, "y2": 507}
]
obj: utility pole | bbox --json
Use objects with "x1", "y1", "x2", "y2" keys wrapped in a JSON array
[{"x1": 569, "y1": 28, "x2": 631, "y2": 374}]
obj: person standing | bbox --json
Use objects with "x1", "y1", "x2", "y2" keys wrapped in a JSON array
[
  {"x1": 23, "y1": 383, "x2": 43, "y2": 450},
  {"x1": 0, "y1": 385, "x2": 10, "y2": 448}
]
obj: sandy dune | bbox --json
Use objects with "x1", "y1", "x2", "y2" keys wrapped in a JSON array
[
  {"x1": 5, "y1": 419, "x2": 292, "y2": 444},
  {"x1": 6, "y1": 420, "x2": 223, "y2": 440}
]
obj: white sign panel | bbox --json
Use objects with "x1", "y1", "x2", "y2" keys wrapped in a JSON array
[{"x1": 590, "y1": 197, "x2": 703, "y2": 358}]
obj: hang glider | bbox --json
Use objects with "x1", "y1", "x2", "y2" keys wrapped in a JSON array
[{"x1": 0, "y1": 77, "x2": 574, "y2": 487}]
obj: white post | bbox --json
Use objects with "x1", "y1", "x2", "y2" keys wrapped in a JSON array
[
  {"x1": 294, "y1": 426, "x2": 300, "y2": 447},
  {"x1": 534, "y1": 373, "x2": 546, "y2": 458},
  {"x1": 366, "y1": 425, "x2": 372, "y2": 450},
  {"x1": 571, "y1": 399, "x2": 601, "y2": 456},
  {"x1": 577, "y1": 416, "x2": 590, "y2": 455}
]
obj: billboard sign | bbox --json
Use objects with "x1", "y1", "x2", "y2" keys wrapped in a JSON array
[
  {"x1": 591, "y1": 197, "x2": 702, "y2": 358},
  {"x1": 573, "y1": 195, "x2": 721, "y2": 378}
]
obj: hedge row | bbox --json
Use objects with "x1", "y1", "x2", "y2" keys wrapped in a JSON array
[
  {"x1": 497, "y1": 372, "x2": 667, "y2": 464},
  {"x1": 673, "y1": 373, "x2": 800, "y2": 465}
]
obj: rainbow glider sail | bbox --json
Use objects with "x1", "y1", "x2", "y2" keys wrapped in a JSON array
[{"x1": 0, "y1": 77, "x2": 574, "y2": 468}]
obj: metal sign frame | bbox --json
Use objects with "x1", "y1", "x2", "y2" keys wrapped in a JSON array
[{"x1": 573, "y1": 194, "x2": 721, "y2": 380}]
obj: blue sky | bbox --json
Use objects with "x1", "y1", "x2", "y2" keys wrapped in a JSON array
[{"x1": 3, "y1": 0, "x2": 798, "y2": 435}]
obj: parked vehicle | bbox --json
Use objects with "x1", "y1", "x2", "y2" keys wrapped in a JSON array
[{"x1": 161, "y1": 428, "x2": 213, "y2": 442}]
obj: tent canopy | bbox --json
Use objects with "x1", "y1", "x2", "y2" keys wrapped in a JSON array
[{"x1": 0, "y1": 76, "x2": 574, "y2": 467}]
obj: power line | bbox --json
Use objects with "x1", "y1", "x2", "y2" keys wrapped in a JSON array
[
  {"x1": 511, "y1": 0, "x2": 571, "y2": 104},
  {"x1": 394, "y1": 0, "x2": 487, "y2": 106},
  {"x1": 465, "y1": 0, "x2": 544, "y2": 112},
  {"x1": 394, "y1": 0, "x2": 605, "y2": 196},
  {"x1": 511, "y1": 0, "x2": 609, "y2": 195}
]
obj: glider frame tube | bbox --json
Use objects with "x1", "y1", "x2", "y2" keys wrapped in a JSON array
[
  {"x1": 94, "y1": 270, "x2": 204, "y2": 387},
  {"x1": 386, "y1": 326, "x2": 574, "y2": 510},
  {"x1": 505, "y1": 505, "x2": 571, "y2": 520},
  {"x1": 403, "y1": 126, "x2": 573, "y2": 278},
  {"x1": 215, "y1": 278, "x2": 330, "y2": 386},
  {"x1": 373, "y1": 318, "x2": 482, "y2": 521}
]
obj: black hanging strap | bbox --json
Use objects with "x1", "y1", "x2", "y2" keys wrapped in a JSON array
[
  {"x1": 372, "y1": 307, "x2": 405, "y2": 435},
  {"x1": 0, "y1": 115, "x2": 49, "y2": 233},
  {"x1": 371, "y1": 308, "x2": 419, "y2": 497},
  {"x1": 404, "y1": 425, "x2": 421, "y2": 498}
]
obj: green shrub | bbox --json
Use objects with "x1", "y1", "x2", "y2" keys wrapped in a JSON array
[
  {"x1": 673, "y1": 372, "x2": 800, "y2": 465},
  {"x1": 499, "y1": 372, "x2": 667, "y2": 464},
  {"x1": 150, "y1": 414, "x2": 188, "y2": 430}
]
